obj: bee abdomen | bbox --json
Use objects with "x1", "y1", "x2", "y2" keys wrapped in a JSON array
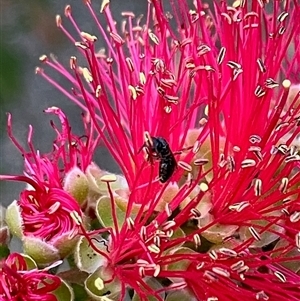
[{"x1": 159, "y1": 157, "x2": 177, "y2": 183}]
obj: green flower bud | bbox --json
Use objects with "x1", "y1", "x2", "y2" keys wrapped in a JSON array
[{"x1": 64, "y1": 166, "x2": 89, "y2": 205}]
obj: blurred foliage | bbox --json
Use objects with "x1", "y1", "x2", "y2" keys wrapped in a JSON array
[{"x1": 0, "y1": 42, "x2": 22, "y2": 106}]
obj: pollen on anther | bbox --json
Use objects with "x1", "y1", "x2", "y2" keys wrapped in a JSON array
[
  {"x1": 121, "y1": 11, "x2": 135, "y2": 18},
  {"x1": 82, "y1": 68, "x2": 93, "y2": 83},
  {"x1": 257, "y1": 58, "x2": 266, "y2": 73},
  {"x1": 81, "y1": 32, "x2": 97, "y2": 43},
  {"x1": 290, "y1": 211, "x2": 300, "y2": 223},
  {"x1": 166, "y1": 229, "x2": 173, "y2": 237},
  {"x1": 277, "y1": 11, "x2": 289, "y2": 22},
  {"x1": 96, "y1": 85, "x2": 101, "y2": 97},
  {"x1": 162, "y1": 220, "x2": 176, "y2": 231},
  {"x1": 236, "y1": 201, "x2": 250, "y2": 212},
  {"x1": 204, "y1": 271, "x2": 218, "y2": 281},
  {"x1": 94, "y1": 277, "x2": 104, "y2": 291},
  {"x1": 75, "y1": 42, "x2": 88, "y2": 50},
  {"x1": 139, "y1": 72, "x2": 146, "y2": 85},
  {"x1": 199, "y1": 118, "x2": 208, "y2": 125},
  {"x1": 231, "y1": 260, "x2": 244, "y2": 271},
  {"x1": 241, "y1": 158, "x2": 256, "y2": 168},
  {"x1": 138, "y1": 266, "x2": 145, "y2": 277},
  {"x1": 282, "y1": 79, "x2": 291, "y2": 89},
  {"x1": 48, "y1": 202, "x2": 61, "y2": 214},
  {"x1": 35, "y1": 67, "x2": 43, "y2": 74},
  {"x1": 207, "y1": 297, "x2": 219, "y2": 301},
  {"x1": 39, "y1": 55, "x2": 48, "y2": 62},
  {"x1": 56, "y1": 15, "x2": 62, "y2": 27},
  {"x1": 199, "y1": 182, "x2": 209, "y2": 192},
  {"x1": 204, "y1": 105, "x2": 209, "y2": 116},
  {"x1": 196, "y1": 262, "x2": 204, "y2": 270},
  {"x1": 164, "y1": 106, "x2": 172, "y2": 113},
  {"x1": 165, "y1": 95, "x2": 179, "y2": 104},
  {"x1": 219, "y1": 248, "x2": 237, "y2": 257},
  {"x1": 148, "y1": 244, "x2": 160, "y2": 254},
  {"x1": 279, "y1": 177, "x2": 288, "y2": 193},
  {"x1": 100, "y1": 174, "x2": 117, "y2": 183},
  {"x1": 126, "y1": 217, "x2": 134, "y2": 230},
  {"x1": 209, "y1": 250, "x2": 218, "y2": 260},
  {"x1": 217, "y1": 47, "x2": 226, "y2": 65},
  {"x1": 274, "y1": 271, "x2": 286, "y2": 282},
  {"x1": 149, "y1": 31, "x2": 160, "y2": 45},
  {"x1": 256, "y1": 291, "x2": 269, "y2": 300},
  {"x1": 140, "y1": 226, "x2": 147, "y2": 241},
  {"x1": 254, "y1": 178, "x2": 262, "y2": 196},
  {"x1": 153, "y1": 264, "x2": 161, "y2": 277},
  {"x1": 125, "y1": 58, "x2": 134, "y2": 72},
  {"x1": 212, "y1": 267, "x2": 230, "y2": 278},
  {"x1": 110, "y1": 32, "x2": 125, "y2": 45},
  {"x1": 178, "y1": 161, "x2": 193, "y2": 172},
  {"x1": 100, "y1": 0, "x2": 110, "y2": 13},
  {"x1": 70, "y1": 210, "x2": 82, "y2": 225},
  {"x1": 136, "y1": 259, "x2": 149, "y2": 266},
  {"x1": 70, "y1": 57, "x2": 77, "y2": 70},
  {"x1": 249, "y1": 226, "x2": 261, "y2": 240},
  {"x1": 193, "y1": 234, "x2": 201, "y2": 248},
  {"x1": 128, "y1": 85, "x2": 137, "y2": 100},
  {"x1": 64, "y1": 5, "x2": 72, "y2": 17},
  {"x1": 295, "y1": 232, "x2": 300, "y2": 248},
  {"x1": 191, "y1": 208, "x2": 201, "y2": 219},
  {"x1": 194, "y1": 158, "x2": 209, "y2": 166}
]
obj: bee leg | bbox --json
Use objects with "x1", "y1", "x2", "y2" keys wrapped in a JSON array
[{"x1": 137, "y1": 143, "x2": 146, "y2": 154}]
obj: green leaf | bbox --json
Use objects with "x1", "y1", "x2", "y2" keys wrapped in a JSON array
[
  {"x1": 84, "y1": 266, "x2": 121, "y2": 300},
  {"x1": 132, "y1": 278, "x2": 165, "y2": 301},
  {"x1": 161, "y1": 227, "x2": 186, "y2": 254},
  {"x1": 170, "y1": 227, "x2": 185, "y2": 241},
  {"x1": 64, "y1": 167, "x2": 89, "y2": 205},
  {"x1": 58, "y1": 267, "x2": 89, "y2": 285},
  {"x1": 5, "y1": 200, "x2": 23, "y2": 238},
  {"x1": 52, "y1": 232, "x2": 79, "y2": 258},
  {"x1": 165, "y1": 289, "x2": 197, "y2": 301},
  {"x1": 85, "y1": 164, "x2": 127, "y2": 195},
  {"x1": 74, "y1": 235, "x2": 108, "y2": 273},
  {"x1": 72, "y1": 284, "x2": 89, "y2": 301},
  {"x1": 54, "y1": 279, "x2": 74, "y2": 301},
  {"x1": 199, "y1": 213, "x2": 238, "y2": 244},
  {"x1": 22, "y1": 236, "x2": 60, "y2": 266},
  {"x1": 272, "y1": 239, "x2": 300, "y2": 272},
  {"x1": 166, "y1": 247, "x2": 196, "y2": 273},
  {"x1": 20, "y1": 253, "x2": 37, "y2": 270},
  {"x1": 96, "y1": 196, "x2": 126, "y2": 229},
  {"x1": 239, "y1": 211, "x2": 285, "y2": 248}
]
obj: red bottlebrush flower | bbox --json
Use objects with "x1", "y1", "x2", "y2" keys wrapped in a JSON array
[
  {"x1": 5, "y1": 107, "x2": 99, "y2": 188},
  {"x1": 1, "y1": 108, "x2": 89, "y2": 265},
  {"x1": 4, "y1": 179, "x2": 82, "y2": 265},
  {"x1": 33, "y1": 0, "x2": 300, "y2": 300},
  {"x1": 0, "y1": 253, "x2": 61, "y2": 301}
]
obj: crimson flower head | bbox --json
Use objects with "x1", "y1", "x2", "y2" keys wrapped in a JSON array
[
  {"x1": 2, "y1": 108, "x2": 91, "y2": 265},
  {"x1": 16, "y1": 0, "x2": 300, "y2": 299},
  {"x1": 0, "y1": 253, "x2": 62, "y2": 301}
]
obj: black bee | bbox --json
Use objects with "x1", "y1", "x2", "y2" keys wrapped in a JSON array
[{"x1": 141, "y1": 136, "x2": 177, "y2": 183}]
